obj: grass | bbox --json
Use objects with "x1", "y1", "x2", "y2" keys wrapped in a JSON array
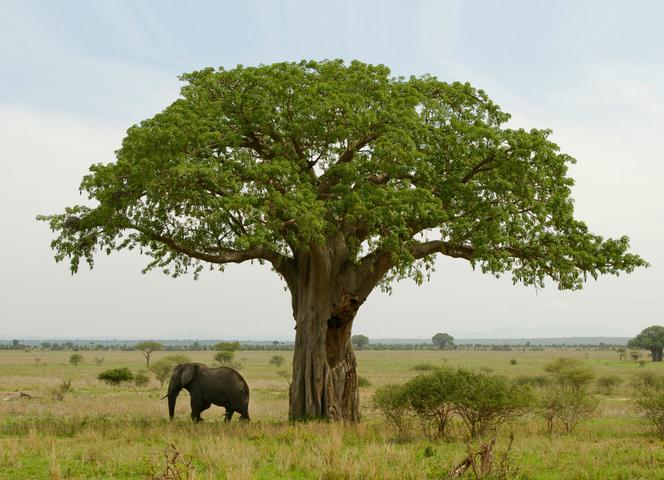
[{"x1": 1, "y1": 348, "x2": 663, "y2": 478}]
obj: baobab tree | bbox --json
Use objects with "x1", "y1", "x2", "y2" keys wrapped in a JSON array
[
  {"x1": 628, "y1": 326, "x2": 664, "y2": 362},
  {"x1": 40, "y1": 60, "x2": 646, "y2": 421}
]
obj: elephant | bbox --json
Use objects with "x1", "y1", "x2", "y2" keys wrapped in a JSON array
[{"x1": 165, "y1": 363, "x2": 250, "y2": 422}]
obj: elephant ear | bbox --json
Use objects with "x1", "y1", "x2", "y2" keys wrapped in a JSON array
[{"x1": 180, "y1": 364, "x2": 197, "y2": 386}]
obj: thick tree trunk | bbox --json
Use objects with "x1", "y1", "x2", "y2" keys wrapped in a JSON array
[
  {"x1": 651, "y1": 348, "x2": 663, "y2": 362},
  {"x1": 288, "y1": 242, "x2": 362, "y2": 421}
]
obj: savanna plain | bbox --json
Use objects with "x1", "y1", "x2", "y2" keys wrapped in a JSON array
[{"x1": 1, "y1": 348, "x2": 663, "y2": 479}]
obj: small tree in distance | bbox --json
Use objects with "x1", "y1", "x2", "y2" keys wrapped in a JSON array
[
  {"x1": 69, "y1": 353, "x2": 83, "y2": 367},
  {"x1": 351, "y1": 335, "x2": 369, "y2": 350},
  {"x1": 149, "y1": 354, "x2": 192, "y2": 386},
  {"x1": 213, "y1": 341, "x2": 240, "y2": 352},
  {"x1": 432, "y1": 333, "x2": 454, "y2": 350},
  {"x1": 628, "y1": 326, "x2": 664, "y2": 362},
  {"x1": 270, "y1": 355, "x2": 285, "y2": 367},
  {"x1": 214, "y1": 351, "x2": 234, "y2": 365},
  {"x1": 134, "y1": 341, "x2": 164, "y2": 367}
]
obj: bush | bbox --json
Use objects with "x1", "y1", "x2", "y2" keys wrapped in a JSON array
[
  {"x1": 150, "y1": 359, "x2": 175, "y2": 386},
  {"x1": 98, "y1": 367, "x2": 134, "y2": 386},
  {"x1": 539, "y1": 388, "x2": 598, "y2": 434},
  {"x1": 404, "y1": 368, "x2": 459, "y2": 437},
  {"x1": 632, "y1": 371, "x2": 661, "y2": 389},
  {"x1": 134, "y1": 371, "x2": 150, "y2": 387},
  {"x1": 358, "y1": 376, "x2": 371, "y2": 387},
  {"x1": 213, "y1": 341, "x2": 240, "y2": 352},
  {"x1": 214, "y1": 351, "x2": 235, "y2": 365},
  {"x1": 163, "y1": 354, "x2": 192, "y2": 364},
  {"x1": 596, "y1": 375, "x2": 623, "y2": 395},
  {"x1": 544, "y1": 358, "x2": 594, "y2": 391},
  {"x1": 510, "y1": 359, "x2": 517, "y2": 365},
  {"x1": 374, "y1": 368, "x2": 533, "y2": 439},
  {"x1": 411, "y1": 363, "x2": 435, "y2": 371},
  {"x1": 149, "y1": 355, "x2": 192, "y2": 387},
  {"x1": 634, "y1": 375, "x2": 664, "y2": 437},
  {"x1": 270, "y1": 355, "x2": 285, "y2": 367},
  {"x1": 514, "y1": 375, "x2": 551, "y2": 388},
  {"x1": 372, "y1": 384, "x2": 412, "y2": 437},
  {"x1": 453, "y1": 370, "x2": 533, "y2": 437}
]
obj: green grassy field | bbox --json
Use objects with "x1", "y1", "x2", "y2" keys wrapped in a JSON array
[{"x1": 1, "y1": 348, "x2": 662, "y2": 479}]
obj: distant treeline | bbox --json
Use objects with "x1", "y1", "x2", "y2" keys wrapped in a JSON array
[{"x1": 0, "y1": 337, "x2": 630, "y2": 351}]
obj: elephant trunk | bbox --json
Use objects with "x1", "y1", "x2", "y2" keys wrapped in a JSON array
[
  {"x1": 166, "y1": 374, "x2": 181, "y2": 420},
  {"x1": 168, "y1": 391, "x2": 179, "y2": 420}
]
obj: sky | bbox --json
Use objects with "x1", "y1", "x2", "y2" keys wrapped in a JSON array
[{"x1": 0, "y1": 0, "x2": 662, "y2": 340}]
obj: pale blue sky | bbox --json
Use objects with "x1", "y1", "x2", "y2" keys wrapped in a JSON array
[{"x1": 1, "y1": 1, "x2": 662, "y2": 339}]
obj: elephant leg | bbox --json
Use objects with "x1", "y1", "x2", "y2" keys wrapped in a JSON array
[
  {"x1": 239, "y1": 407, "x2": 250, "y2": 421},
  {"x1": 224, "y1": 409, "x2": 234, "y2": 423},
  {"x1": 190, "y1": 398, "x2": 210, "y2": 423}
]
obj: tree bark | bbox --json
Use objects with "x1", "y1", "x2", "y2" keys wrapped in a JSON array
[
  {"x1": 651, "y1": 348, "x2": 663, "y2": 362},
  {"x1": 288, "y1": 241, "x2": 363, "y2": 421}
]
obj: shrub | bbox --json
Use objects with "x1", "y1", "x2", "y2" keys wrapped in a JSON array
[
  {"x1": 632, "y1": 371, "x2": 661, "y2": 389},
  {"x1": 411, "y1": 363, "x2": 435, "y2": 371},
  {"x1": 372, "y1": 384, "x2": 412, "y2": 437},
  {"x1": 557, "y1": 390, "x2": 598, "y2": 433},
  {"x1": 514, "y1": 375, "x2": 551, "y2": 388},
  {"x1": 358, "y1": 376, "x2": 371, "y2": 387},
  {"x1": 213, "y1": 341, "x2": 240, "y2": 352},
  {"x1": 596, "y1": 375, "x2": 623, "y2": 395},
  {"x1": 453, "y1": 370, "x2": 533, "y2": 437},
  {"x1": 404, "y1": 368, "x2": 459, "y2": 437},
  {"x1": 163, "y1": 354, "x2": 192, "y2": 364},
  {"x1": 98, "y1": 367, "x2": 134, "y2": 386},
  {"x1": 269, "y1": 355, "x2": 285, "y2": 367},
  {"x1": 633, "y1": 375, "x2": 664, "y2": 437},
  {"x1": 214, "y1": 351, "x2": 235, "y2": 365},
  {"x1": 69, "y1": 353, "x2": 83, "y2": 367},
  {"x1": 510, "y1": 359, "x2": 517, "y2": 365},
  {"x1": 538, "y1": 386, "x2": 598, "y2": 433},
  {"x1": 544, "y1": 358, "x2": 594, "y2": 391},
  {"x1": 150, "y1": 359, "x2": 175, "y2": 386},
  {"x1": 134, "y1": 371, "x2": 150, "y2": 387}
]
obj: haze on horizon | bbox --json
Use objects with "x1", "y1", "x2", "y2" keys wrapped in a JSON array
[{"x1": 1, "y1": 1, "x2": 662, "y2": 341}]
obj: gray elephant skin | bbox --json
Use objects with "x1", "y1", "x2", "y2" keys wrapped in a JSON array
[{"x1": 166, "y1": 363, "x2": 250, "y2": 422}]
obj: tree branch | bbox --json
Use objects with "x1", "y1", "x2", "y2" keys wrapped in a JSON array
[
  {"x1": 460, "y1": 153, "x2": 497, "y2": 183},
  {"x1": 409, "y1": 240, "x2": 475, "y2": 260},
  {"x1": 337, "y1": 134, "x2": 377, "y2": 165},
  {"x1": 317, "y1": 133, "x2": 380, "y2": 196}
]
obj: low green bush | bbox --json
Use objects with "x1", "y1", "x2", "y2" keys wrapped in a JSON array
[
  {"x1": 515, "y1": 375, "x2": 551, "y2": 388},
  {"x1": 411, "y1": 363, "x2": 435, "y2": 371},
  {"x1": 357, "y1": 376, "x2": 371, "y2": 387},
  {"x1": 372, "y1": 384, "x2": 412, "y2": 437},
  {"x1": 452, "y1": 369, "x2": 533, "y2": 437},
  {"x1": 98, "y1": 368, "x2": 134, "y2": 386},
  {"x1": 373, "y1": 367, "x2": 533, "y2": 438},
  {"x1": 596, "y1": 375, "x2": 623, "y2": 395}
]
